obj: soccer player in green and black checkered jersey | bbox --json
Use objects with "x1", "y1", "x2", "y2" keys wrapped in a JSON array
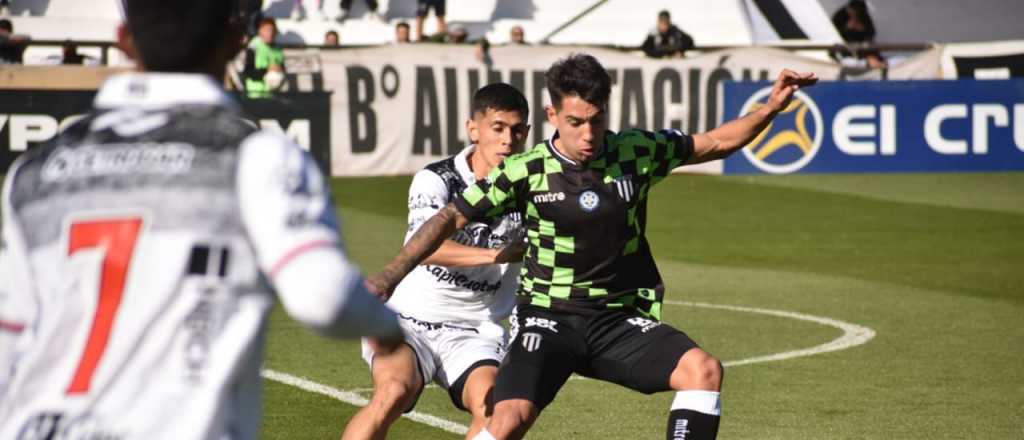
[{"x1": 368, "y1": 53, "x2": 818, "y2": 440}]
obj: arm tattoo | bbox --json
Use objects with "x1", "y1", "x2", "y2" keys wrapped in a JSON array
[{"x1": 377, "y1": 203, "x2": 460, "y2": 290}]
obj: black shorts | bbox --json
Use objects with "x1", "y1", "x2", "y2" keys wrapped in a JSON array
[
  {"x1": 416, "y1": 0, "x2": 445, "y2": 17},
  {"x1": 493, "y1": 305, "x2": 699, "y2": 410}
]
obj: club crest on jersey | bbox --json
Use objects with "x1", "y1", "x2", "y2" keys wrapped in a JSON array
[
  {"x1": 521, "y1": 332, "x2": 543, "y2": 352},
  {"x1": 578, "y1": 190, "x2": 600, "y2": 212}
]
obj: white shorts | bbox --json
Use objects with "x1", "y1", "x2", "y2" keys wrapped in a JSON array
[{"x1": 361, "y1": 314, "x2": 507, "y2": 408}]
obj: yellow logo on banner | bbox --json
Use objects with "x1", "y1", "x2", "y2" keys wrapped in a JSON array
[{"x1": 739, "y1": 88, "x2": 823, "y2": 174}]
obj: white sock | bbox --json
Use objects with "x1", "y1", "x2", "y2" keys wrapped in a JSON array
[
  {"x1": 471, "y1": 428, "x2": 497, "y2": 440},
  {"x1": 671, "y1": 390, "x2": 721, "y2": 416}
]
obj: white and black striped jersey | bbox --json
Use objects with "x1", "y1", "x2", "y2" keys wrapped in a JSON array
[
  {"x1": 386, "y1": 146, "x2": 522, "y2": 324},
  {"x1": 0, "y1": 73, "x2": 400, "y2": 439}
]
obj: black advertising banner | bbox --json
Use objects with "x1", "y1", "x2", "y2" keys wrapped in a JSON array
[{"x1": 0, "y1": 90, "x2": 332, "y2": 175}]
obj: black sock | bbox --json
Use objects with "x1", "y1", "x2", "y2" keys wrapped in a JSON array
[{"x1": 666, "y1": 409, "x2": 720, "y2": 440}]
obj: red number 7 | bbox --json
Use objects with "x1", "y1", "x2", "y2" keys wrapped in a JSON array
[{"x1": 66, "y1": 218, "x2": 143, "y2": 395}]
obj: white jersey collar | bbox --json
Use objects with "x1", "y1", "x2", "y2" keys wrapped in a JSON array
[
  {"x1": 94, "y1": 72, "x2": 239, "y2": 111},
  {"x1": 455, "y1": 144, "x2": 478, "y2": 184}
]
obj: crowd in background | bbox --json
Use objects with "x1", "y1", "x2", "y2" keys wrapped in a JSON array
[{"x1": 0, "y1": 1, "x2": 891, "y2": 96}]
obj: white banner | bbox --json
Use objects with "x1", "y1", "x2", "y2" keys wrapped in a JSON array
[{"x1": 316, "y1": 44, "x2": 941, "y2": 177}]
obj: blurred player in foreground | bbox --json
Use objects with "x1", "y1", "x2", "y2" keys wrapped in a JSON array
[
  {"x1": 342, "y1": 83, "x2": 529, "y2": 440},
  {"x1": 0, "y1": 0, "x2": 402, "y2": 438},
  {"x1": 368, "y1": 53, "x2": 817, "y2": 440}
]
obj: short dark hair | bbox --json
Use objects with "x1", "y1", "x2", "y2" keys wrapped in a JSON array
[
  {"x1": 325, "y1": 30, "x2": 339, "y2": 39},
  {"x1": 0, "y1": 19, "x2": 12, "y2": 33},
  {"x1": 658, "y1": 10, "x2": 670, "y2": 21},
  {"x1": 124, "y1": 0, "x2": 240, "y2": 72},
  {"x1": 545, "y1": 53, "x2": 611, "y2": 109},
  {"x1": 258, "y1": 17, "x2": 276, "y2": 30},
  {"x1": 396, "y1": 21, "x2": 410, "y2": 31},
  {"x1": 471, "y1": 83, "x2": 529, "y2": 120}
]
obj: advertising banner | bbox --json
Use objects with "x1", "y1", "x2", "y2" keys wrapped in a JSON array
[
  {"x1": 0, "y1": 90, "x2": 332, "y2": 174},
  {"x1": 722, "y1": 79, "x2": 1024, "y2": 174}
]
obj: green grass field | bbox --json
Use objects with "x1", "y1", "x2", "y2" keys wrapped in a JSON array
[{"x1": 261, "y1": 172, "x2": 1024, "y2": 439}]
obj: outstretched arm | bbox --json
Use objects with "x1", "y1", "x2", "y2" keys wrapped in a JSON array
[
  {"x1": 687, "y1": 69, "x2": 818, "y2": 164},
  {"x1": 367, "y1": 203, "x2": 470, "y2": 299}
]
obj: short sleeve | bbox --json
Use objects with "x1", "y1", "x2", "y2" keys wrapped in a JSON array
[
  {"x1": 649, "y1": 129, "x2": 694, "y2": 179},
  {"x1": 404, "y1": 169, "x2": 450, "y2": 244},
  {"x1": 453, "y1": 158, "x2": 525, "y2": 223}
]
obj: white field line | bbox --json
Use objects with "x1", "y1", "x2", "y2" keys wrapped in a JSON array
[
  {"x1": 264, "y1": 302, "x2": 876, "y2": 434},
  {"x1": 261, "y1": 368, "x2": 469, "y2": 435},
  {"x1": 663, "y1": 300, "x2": 877, "y2": 367}
]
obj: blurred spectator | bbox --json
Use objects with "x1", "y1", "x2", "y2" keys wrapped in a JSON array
[
  {"x1": 0, "y1": 0, "x2": 9, "y2": 16},
  {"x1": 415, "y1": 0, "x2": 446, "y2": 41},
  {"x1": 338, "y1": 0, "x2": 382, "y2": 22},
  {"x1": 0, "y1": 18, "x2": 28, "y2": 65},
  {"x1": 61, "y1": 41, "x2": 85, "y2": 64},
  {"x1": 475, "y1": 38, "x2": 491, "y2": 65},
  {"x1": 642, "y1": 10, "x2": 693, "y2": 58},
  {"x1": 292, "y1": 0, "x2": 328, "y2": 21},
  {"x1": 448, "y1": 25, "x2": 467, "y2": 44},
  {"x1": 831, "y1": 0, "x2": 886, "y2": 68},
  {"x1": 324, "y1": 30, "x2": 340, "y2": 46},
  {"x1": 509, "y1": 25, "x2": 526, "y2": 45},
  {"x1": 244, "y1": 18, "x2": 286, "y2": 98},
  {"x1": 395, "y1": 22, "x2": 411, "y2": 43}
]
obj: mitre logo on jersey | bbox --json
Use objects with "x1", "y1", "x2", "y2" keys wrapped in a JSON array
[
  {"x1": 739, "y1": 88, "x2": 823, "y2": 174},
  {"x1": 521, "y1": 332, "x2": 543, "y2": 352},
  {"x1": 532, "y1": 192, "x2": 565, "y2": 204},
  {"x1": 578, "y1": 190, "x2": 600, "y2": 212}
]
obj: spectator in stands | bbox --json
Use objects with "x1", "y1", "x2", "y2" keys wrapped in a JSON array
[
  {"x1": 324, "y1": 30, "x2": 340, "y2": 46},
  {"x1": 509, "y1": 25, "x2": 526, "y2": 45},
  {"x1": 415, "y1": 0, "x2": 446, "y2": 41},
  {"x1": 641, "y1": 10, "x2": 694, "y2": 59},
  {"x1": 338, "y1": 0, "x2": 382, "y2": 23},
  {"x1": 61, "y1": 41, "x2": 85, "y2": 64},
  {"x1": 0, "y1": 0, "x2": 9, "y2": 17},
  {"x1": 244, "y1": 17, "x2": 286, "y2": 98},
  {"x1": 0, "y1": 18, "x2": 28, "y2": 65},
  {"x1": 831, "y1": 0, "x2": 886, "y2": 68},
  {"x1": 475, "y1": 37, "x2": 491, "y2": 65},
  {"x1": 395, "y1": 22, "x2": 411, "y2": 43},
  {"x1": 448, "y1": 24, "x2": 468, "y2": 44}
]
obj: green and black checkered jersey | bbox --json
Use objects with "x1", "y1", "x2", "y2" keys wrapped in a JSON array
[{"x1": 453, "y1": 128, "x2": 694, "y2": 320}]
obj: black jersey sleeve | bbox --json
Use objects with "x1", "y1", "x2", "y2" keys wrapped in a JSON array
[{"x1": 650, "y1": 128, "x2": 695, "y2": 179}]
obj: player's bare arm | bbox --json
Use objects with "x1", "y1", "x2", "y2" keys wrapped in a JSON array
[
  {"x1": 423, "y1": 240, "x2": 516, "y2": 267},
  {"x1": 367, "y1": 202, "x2": 470, "y2": 299},
  {"x1": 687, "y1": 69, "x2": 818, "y2": 164}
]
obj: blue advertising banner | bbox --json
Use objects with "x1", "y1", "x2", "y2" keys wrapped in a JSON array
[{"x1": 722, "y1": 80, "x2": 1024, "y2": 174}]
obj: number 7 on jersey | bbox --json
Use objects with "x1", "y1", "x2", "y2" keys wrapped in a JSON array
[{"x1": 65, "y1": 217, "x2": 144, "y2": 395}]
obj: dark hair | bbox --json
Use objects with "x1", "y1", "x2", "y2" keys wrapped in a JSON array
[
  {"x1": 396, "y1": 21, "x2": 410, "y2": 31},
  {"x1": 658, "y1": 10, "x2": 670, "y2": 21},
  {"x1": 545, "y1": 53, "x2": 611, "y2": 109},
  {"x1": 0, "y1": 19, "x2": 12, "y2": 33},
  {"x1": 124, "y1": 0, "x2": 240, "y2": 72},
  {"x1": 257, "y1": 17, "x2": 276, "y2": 30},
  {"x1": 325, "y1": 30, "x2": 339, "y2": 39},
  {"x1": 471, "y1": 83, "x2": 529, "y2": 120}
]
